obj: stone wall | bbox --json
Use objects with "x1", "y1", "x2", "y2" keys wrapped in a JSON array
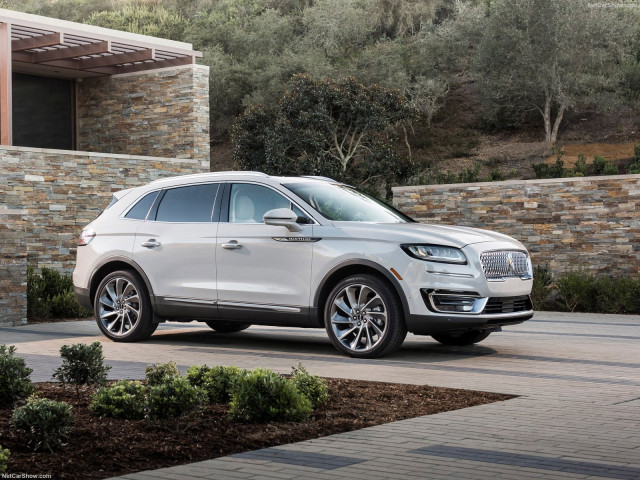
[
  {"x1": 77, "y1": 64, "x2": 209, "y2": 164},
  {"x1": 0, "y1": 146, "x2": 207, "y2": 325},
  {"x1": 393, "y1": 175, "x2": 640, "y2": 277}
]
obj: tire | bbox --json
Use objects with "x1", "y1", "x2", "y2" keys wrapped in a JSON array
[
  {"x1": 431, "y1": 330, "x2": 491, "y2": 346},
  {"x1": 205, "y1": 320, "x2": 251, "y2": 333},
  {"x1": 324, "y1": 274, "x2": 407, "y2": 358},
  {"x1": 94, "y1": 270, "x2": 157, "y2": 342}
]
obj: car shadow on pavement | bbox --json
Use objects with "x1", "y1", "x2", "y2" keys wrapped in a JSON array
[{"x1": 144, "y1": 325, "x2": 498, "y2": 364}]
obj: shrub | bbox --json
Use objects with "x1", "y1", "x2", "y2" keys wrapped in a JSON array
[
  {"x1": 0, "y1": 345, "x2": 35, "y2": 407},
  {"x1": 530, "y1": 265, "x2": 555, "y2": 310},
  {"x1": 27, "y1": 266, "x2": 92, "y2": 320},
  {"x1": 556, "y1": 270, "x2": 598, "y2": 312},
  {"x1": 290, "y1": 364, "x2": 329, "y2": 408},
  {"x1": 487, "y1": 168, "x2": 504, "y2": 182},
  {"x1": 185, "y1": 365, "x2": 245, "y2": 403},
  {"x1": 90, "y1": 380, "x2": 146, "y2": 420},
  {"x1": 593, "y1": 276, "x2": 640, "y2": 314},
  {"x1": 229, "y1": 368, "x2": 312, "y2": 423},
  {"x1": 0, "y1": 445, "x2": 8, "y2": 473},
  {"x1": 145, "y1": 376, "x2": 207, "y2": 420},
  {"x1": 532, "y1": 156, "x2": 566, "y2": 179},
  {"x1": 591, "y1": 155, "x2": 608, "y2": 175},
  {"x1": 602, "y1": 162, "x2": 619, "y2": 176},
  {"x1": 573, "y1": 154, "x2": 587, "y2": 176},
  {"x1": 52, "y1": 342, "x2": 111, "y2": 393},
  {"x1": 12, "y1": 395, "x2": 74, "y2": 452},
  {"x1": 145, "y1": 361, "x2": 181, "y2": 386}
]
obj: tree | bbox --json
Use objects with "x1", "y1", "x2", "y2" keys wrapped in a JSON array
[
  {"x1": 475, "y1": 0, "x2": 638, "y2": 143},
  {"x1": 232, "y1": 74, "x2": 417, "y2": 196},
  {"x1": 86, "y1": 5, "x2": 188, "y2": 41}
]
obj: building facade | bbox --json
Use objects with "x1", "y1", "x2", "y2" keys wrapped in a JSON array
[{"x1": 0, "y1": 9, "x2": 210, "y2": 325}]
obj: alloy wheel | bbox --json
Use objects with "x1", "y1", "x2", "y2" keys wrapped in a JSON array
[
  {"x1": 329, "y1": 283, "x2": 389, "y2": 353},
  {"x1": 98, "y1": 276, "x2": 141, "y2": 337}
]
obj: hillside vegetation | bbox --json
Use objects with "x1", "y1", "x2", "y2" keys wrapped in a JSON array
[{"x1": 5, "y1": 0, "x2": 640, "y2": 186}]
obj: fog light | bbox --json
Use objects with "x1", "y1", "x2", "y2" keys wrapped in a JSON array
[{"x1": 423, "y1": 290, "x2": 488, "y2": 315}]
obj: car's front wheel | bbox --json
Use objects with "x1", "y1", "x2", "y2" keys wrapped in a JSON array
[
  {"x1": 431, "y1": 330, "x2": 491, "y2": 346},
  {"x1": 95, "y1": 270, "x2": 157, "y2": 342},
  {"x1": 324, "y1": 274, "x2": 407, "y2": 358},
  {"x1": 205, "y1": 320, "x2": 251, "y2": 333}
]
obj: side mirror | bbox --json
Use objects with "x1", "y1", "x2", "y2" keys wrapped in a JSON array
[{"x1": 263, "y1": 208, "x2": 303, "y2": 232}]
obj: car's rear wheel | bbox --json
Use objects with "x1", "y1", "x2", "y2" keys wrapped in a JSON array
[
  {"x1": 431, "y1": 330, "x2": 491, "y2": 346},
  {"x1": 205, "y1": 320, "x2": 251, "y2": 333},
  {"x1": 95, "y1": 270, "x2": 157, "y2": 342},
  {"x1": 324, "y1": 274, "x2": 407, "y2": 358}
]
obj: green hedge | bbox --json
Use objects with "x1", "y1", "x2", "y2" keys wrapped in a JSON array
[
  {"x1": 27, "y1": 266, "x2": 93, "y2": 320},
  {"x1": 532, "y1": 266, "x2": 640, "y2": 313}
]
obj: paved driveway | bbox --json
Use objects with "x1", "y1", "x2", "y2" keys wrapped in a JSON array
[{"x1": 2, "y1": 312, "x2": 639, "y2": 479}]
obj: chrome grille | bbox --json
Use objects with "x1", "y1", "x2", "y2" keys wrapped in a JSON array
[{"x1": 480, "y1": 250, "x2": 529, "y2": 279}]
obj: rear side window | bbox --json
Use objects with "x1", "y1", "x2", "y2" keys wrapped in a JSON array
[
  {"x1": 125, "y1": 191, "x2": 159, "y2": 220},
  {"x1": 155, "y1": 184, "x2": 219, "y2": 223}
]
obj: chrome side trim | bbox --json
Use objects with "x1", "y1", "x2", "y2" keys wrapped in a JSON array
[
  {"x1": 426, "y1": 270, "x2": 475, "y2": 278},
  {"x1": 217, "y1": 301, "x2": 301, "y2": 313},
  {"x1": 164, "y1": 297, "x2": 217, "y2": 305}
]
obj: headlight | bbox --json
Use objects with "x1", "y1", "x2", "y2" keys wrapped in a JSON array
[{"x1": 401, "y1": 244, "x2": 467, "y2": 264}]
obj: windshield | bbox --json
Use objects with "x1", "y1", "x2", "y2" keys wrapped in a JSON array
[{"x1": 283, "y1": 182, "x2": 415, "y2": 223}]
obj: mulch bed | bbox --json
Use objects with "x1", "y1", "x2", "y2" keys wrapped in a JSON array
[{"x1": 1, "y1": 380, "x2": 513, "y2": 479}]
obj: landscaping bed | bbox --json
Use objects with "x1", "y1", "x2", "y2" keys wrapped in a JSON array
[{"x1": 0, "y1": 380, "x2": 512, "y2": 479}]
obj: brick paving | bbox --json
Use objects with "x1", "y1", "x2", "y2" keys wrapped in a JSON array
[{"x1": 2, "y1": 311, "x2": 639, "y2": 479}]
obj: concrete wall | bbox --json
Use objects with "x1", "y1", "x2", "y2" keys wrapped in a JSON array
[
  {"x1": 77, "y1": 64, "x2": 209, "y2": 164},
  {"x1": 0, "y1": 146, "x2": 207, "y2": 326},
  {"x1": 393, "y1": 175, "x2": 640, "y2": 277}
]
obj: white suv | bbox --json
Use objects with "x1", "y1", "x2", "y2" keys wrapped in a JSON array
[{"x1": 73, "y1": 172, "x2": 533, "y2": 358}]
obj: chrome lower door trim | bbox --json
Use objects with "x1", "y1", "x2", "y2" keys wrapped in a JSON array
[{"x1": 217, "y1": 301, "x2": 301, "y2": 313}]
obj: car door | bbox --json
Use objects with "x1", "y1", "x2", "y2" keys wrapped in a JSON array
[
  {"x1": 132, "y1": 182, "x2": 220, "y2": 317},
  {"x1": 215, "y1": 182, "x2": 315, "y2": 325}
]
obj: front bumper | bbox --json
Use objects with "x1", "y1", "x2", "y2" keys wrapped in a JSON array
[{"x1": 406, "y1": 308, "x2": 533, "y2": 335}]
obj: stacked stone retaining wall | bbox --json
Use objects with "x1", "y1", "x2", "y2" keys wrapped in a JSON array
[
  {"x1": 393, "y1": 175, "x2": 640, "y2": 277},
  {"x1": 77, "y1": 65, "x2": 209, "y2": 164},
  {"x1": 0, "y1": 146, "x2": 206, "y2": 326}
]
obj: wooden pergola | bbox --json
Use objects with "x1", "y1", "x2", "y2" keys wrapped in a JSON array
[{"x1": 0, "y1": 9, "x2": 202, "y2": 146}]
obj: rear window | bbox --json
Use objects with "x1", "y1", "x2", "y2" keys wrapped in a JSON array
[
  {"x1": 105, "y1": 195, "x2": 119, "y2": 210},
  {"x1": 125, "y1": 191, "x2": 159, "y2": 220}
]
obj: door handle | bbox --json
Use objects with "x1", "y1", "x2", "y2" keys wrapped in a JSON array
[
  {"x1": 141, "y1": 239, "x2": 161, "y2": 248},
  {"x1": 221, "y1": 240, "x2": 243, "y2": 250}
]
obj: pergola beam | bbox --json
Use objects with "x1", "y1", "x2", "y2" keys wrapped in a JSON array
[
  {"x1": 0, "y1": 22, "x2": 12, "y2": 145},
  {"x1": 34, "y1": 40, "x2": 110, "y2": 62},
  {"x1": 93, "y1": 55, "x2": 195, "y2": 75},
  {"x1": 79, "y1": 48, "x2": 154, "y2": 69},
  {"x1": 12, "y1": 31, "x2": 62, "y2": 51}
]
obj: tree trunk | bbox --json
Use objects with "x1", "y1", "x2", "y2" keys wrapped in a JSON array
[
  {"x1": 550, "y1": 104, "x2": 566, "y2": 143},
  {"x1": 402, "y1": 125, "x2": 412, "y2": 161},
  {"x1": 543, "y1": 91, "x2": 552, "y2": 142}
]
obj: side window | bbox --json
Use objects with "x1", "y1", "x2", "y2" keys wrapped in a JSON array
[
  {"x1": 229, "y1": 184, "x2": 290, "y2": 223},
  {"x1": 155, "y1": 184, "x2": 219, "y2": 223},
  {"x1": 125, "y1": 191, "x2": 159, "y2": 220}
]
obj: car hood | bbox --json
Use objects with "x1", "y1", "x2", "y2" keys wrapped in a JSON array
[{"x1": 331, "y1": 222, "x2": 525, "y2": 249}]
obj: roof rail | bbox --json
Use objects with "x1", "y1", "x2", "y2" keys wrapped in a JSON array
[
  {"x1": 149, "y1": 171, "x2": 268, "y2": 184},
  {"x1": 300, "y1": 175, "x2": 338, "y2": 182}
]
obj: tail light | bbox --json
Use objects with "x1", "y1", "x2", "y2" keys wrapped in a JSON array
[{"x1": 78, "y1": 229, "x2": 96, "y2": 246}]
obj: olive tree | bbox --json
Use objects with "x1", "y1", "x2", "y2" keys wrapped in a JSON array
[
  {"x1": 232, "y1": 74, "x2": 416, "y2": 196},
  {"x1": 475, "y1": 0, "x2": 638, "y2": 142}
]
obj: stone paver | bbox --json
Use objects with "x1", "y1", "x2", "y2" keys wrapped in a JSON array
[{"x1": 1, "y1": 311, "x2": 639, "y2": 479}]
